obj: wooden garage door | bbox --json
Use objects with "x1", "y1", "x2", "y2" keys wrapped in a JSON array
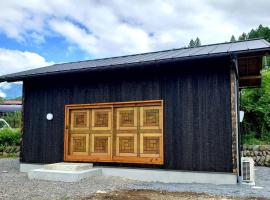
[{"x1": 64, "y1": 100, "x2": 163, "y2": 165}]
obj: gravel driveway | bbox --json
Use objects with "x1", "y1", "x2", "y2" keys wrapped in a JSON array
[{"x1": 0, "y1": 158, "x2": 269, "y2": 200}]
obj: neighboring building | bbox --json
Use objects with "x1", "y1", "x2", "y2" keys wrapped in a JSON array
[
  {"x1": 0, "y1": 100, "x2": 22, "y2": 114},
  {"x1": 0, "y1": 39, "x2": 269, "y2": 183},
  {"x1": 2, "y1": 100, "x2": 22, "y2": 105}
]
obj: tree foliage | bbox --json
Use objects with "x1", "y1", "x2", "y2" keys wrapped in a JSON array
[
  {"x1": 239, "y1": 24, "x2": 270, "y2": 42},
  {"x1": 239, "y1": 25, "x2": 270, "y2": 143},
  {"x1": 2, "y1": 112, "x2": 22, "y2": 128},
  {"x1": 230, "y1": 35, "x2": 236, "y2": 42},
  {"x1": 188, "y1": 37, "x2": 201, "y2": 47},
  {"x1": 238, "y1": 24, "x2": 270, "y2": 68},
  {"x1": 241, "y1": 69, "x2": 270, "y2": 140},
  {"x1": 0, "y1": 128, "x2": 21, "y2": 146}
]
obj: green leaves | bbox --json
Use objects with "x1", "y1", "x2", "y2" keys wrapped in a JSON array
[
  {"x1": 238, "y1": 24, "x2": 270, "y2": 43},
  {"x1": 188, "y1": 37, "x2": 201, "y2": 47},
  {"x1": 230, "y1": 35, "x2": 236, "y2": 42},
  {"x1": 241, "y1": 69, "x2": 270, "y2": 143},
  {"x1": 236, "y1": 25, "x2": 270, "y2": 144},
  {"x1": 2, "y1": 111, "x2": 22, "y2": 128},
  {"x1": 0, "y1": 128, "x2": 21, "y2": 146}
]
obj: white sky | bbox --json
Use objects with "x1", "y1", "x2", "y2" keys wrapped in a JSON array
[{"x1": 0, "y1": 0, "x2": 269, "y2": 77}]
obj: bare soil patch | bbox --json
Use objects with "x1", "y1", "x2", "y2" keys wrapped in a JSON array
[{"x1": 85, "y1": 189, "x2": 268, "y2": 200}]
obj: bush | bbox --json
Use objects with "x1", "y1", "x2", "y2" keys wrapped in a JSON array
[
  {"x1": 242, "y1": 132, "x2": 270, "y2": 145},
  {"x1": 241, "y1": 68, "x2": 270, "y2": 143},
  {"x1": 0, "y1": 128, "x2": 21, "y2": 146},
  {"x1": 1, "y1": 111, "x2": 22, "y2": 128}
]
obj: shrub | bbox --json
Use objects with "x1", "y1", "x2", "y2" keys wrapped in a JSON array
[
  {"x1": 0, "y1": 128, "x2": 21, "y2": 146},
  {"x1": 241, "y1": 68, "x2": 270, "y2": 144},
  {"x1": 242, "y1": 132, "x2": 270, "y2": 145},
  {"x1": 2, "y1": 111, "x2": 22, "y2": 128}
]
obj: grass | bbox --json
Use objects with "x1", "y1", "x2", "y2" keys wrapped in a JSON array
[
  {"x1": 243, "y1": 133, "x2": 270, "y2": 145},
  {"x1": 0, "y1": 154, "x2": 18, "y2": 158}
]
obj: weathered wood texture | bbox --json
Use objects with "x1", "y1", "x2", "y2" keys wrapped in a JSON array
[
  {"x1": 22, "y1": 57, "x2": 232, "y2": 172},
  {"x1": 230, "y1": 69, "x2": 238, "y2": 173},
  {"x1": 64, "y1": 101, "x2": 164, "y2": 165}
]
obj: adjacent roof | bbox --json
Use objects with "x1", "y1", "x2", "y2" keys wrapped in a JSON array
[
  {"x1": 0, "y1": 105, "x2": 22, "y2": 112},
  {"x1": 1, "y1": 100, "x2": 22, "y2": 105},
  {"x1": 0, "y1": 39, "x2": 270, "y2": 83}
]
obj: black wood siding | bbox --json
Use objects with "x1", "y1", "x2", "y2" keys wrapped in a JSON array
[{"x1": 22, "y1": 57, "x2": 232, "y2": 172}]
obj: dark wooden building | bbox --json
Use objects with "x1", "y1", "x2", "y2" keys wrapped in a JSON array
[{"x1": 1, "y1": 39, "x2": 269, "y2": 175}]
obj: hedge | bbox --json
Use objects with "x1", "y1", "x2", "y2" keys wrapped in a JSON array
[{"x1": 0, "y1": 128, "x2": 21, "y2": 146}]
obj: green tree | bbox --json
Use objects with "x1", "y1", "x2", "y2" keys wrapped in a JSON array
[
  {"x1": 188, "y1": 37, "x2": 201, "y2": 47},
  {"x1": 2, "y1": 112, "x2": 22, "y2": 128},
  {"x1": 188, "y1": 39, "x2": 195, "y2": 47},
  {"x1": 237, "y1": 25, "x2": 270, "y2": 69},
  {"x1": 238, "y1": 33, "x2": 248, "y2": 41},
  {"x1": 230, "y1": 35, "x2": 236, "y2": 42},
  {"x1": 194, "y1": 37, "x2": 201, "y2": 46},
  {"x1": 238, "y1": 24, "x2": 270, "y2": 42},
  {"x1": 241, "y1": 69, "x2": 270, "y2": 141},
  {"x1": 238, "y1": 25, "x2": 270, "y2": 143}
]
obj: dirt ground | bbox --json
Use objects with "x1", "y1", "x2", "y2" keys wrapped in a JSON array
[{"x1": 85, "y1": 189, "x2": 268, "y2": 200}]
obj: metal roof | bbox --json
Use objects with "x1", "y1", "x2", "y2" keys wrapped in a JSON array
[
  {"x1": 0, "y1": 39, "x2": 270, "y2": 82},
  {"x1": 0, "y1": 105, "x2": 22, "y2": 112}
]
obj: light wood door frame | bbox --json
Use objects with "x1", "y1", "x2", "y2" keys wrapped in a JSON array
[{"x1": 64, "y1": 100, "x2": 164, "y2": 165}]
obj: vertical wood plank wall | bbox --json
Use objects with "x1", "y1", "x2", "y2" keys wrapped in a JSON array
[{"x1": 22, "y1": 57, "x2": 233, "y2": 172}]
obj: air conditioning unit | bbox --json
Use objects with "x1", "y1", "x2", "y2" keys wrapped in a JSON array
[{"x1": 241, "y1": 157, "x2": 255, "y2": 185}]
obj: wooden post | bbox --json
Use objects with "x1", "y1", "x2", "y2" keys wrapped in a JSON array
[
  {"x1": 20, "y1": 82, "x2": 25, "y2": 162},
  {"x1": 230, "y1": 69, "x2": 238, "y2": 173}
]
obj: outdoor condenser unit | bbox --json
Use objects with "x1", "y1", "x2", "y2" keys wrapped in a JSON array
[{"x1": 241, "y1": 157, "x2": 255, "y2": 185}]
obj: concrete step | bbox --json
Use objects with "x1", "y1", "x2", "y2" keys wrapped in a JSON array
[
  {"x1": 44, "y1": 162, "x2": 93, "y2": 171},
  {"x1": 28, "y1": 162, "x2": 101, "y2": 182}
]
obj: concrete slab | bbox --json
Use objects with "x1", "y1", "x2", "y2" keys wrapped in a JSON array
[
  {"x1": 20, "y1": 163, "x2": 44, "y2": 173},
  {"x1": 44, "y1": 162, "x2": 93, "y2": 171},
  {"x1": 101, "y1": 167, "x2": 237, "y2": 185},
  {"x1": 28, "y1": 168, "x2": 102, "y2": 182},
  {"x1": 21, "y1": 163, "x2": 236, "y2": 184}
]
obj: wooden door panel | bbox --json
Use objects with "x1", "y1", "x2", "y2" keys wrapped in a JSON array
[
  {"x1": 116, "y1": 107, "x2": 137, "y2": 130},
  {"x1": 139, "y1": 133, "x2": 162, "y2": 158},
  {"x1": 116, "y1": 133, "x2": 137, "y2": 156},
  {"x1": 69, "y1": 109, "x2": 90, "y2": 156},
  {"x1": 70, "y1": 134, "x2": 89, "y2": 155},
  {"x1": 91, "y1": 134, "x2": 112, "y2": 156},
  {"x1": 140, "y1": 106, "x2": 163, "y2": 130},
  {"x1": 92, "y1": 108, "x2": 112, "y2": 130},
  {"x1": 65, "y1": 100, "x2": 163, "y2": 164},
  {"x1": 70, "y1": 110, "x2": 90, "y2": 131},
  {"x1": 115, "y1": 107, "x2": 138, "y2": 157}
]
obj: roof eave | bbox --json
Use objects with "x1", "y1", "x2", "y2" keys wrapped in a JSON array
[
  {"x1": 0, "y1": 52, "x2": 230, "y2": 82},
  {"x1": 1, "y1": 47, "x2": 270, "y2": 83}
]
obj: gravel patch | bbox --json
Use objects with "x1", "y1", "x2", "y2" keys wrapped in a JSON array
[{"x1": 0, "y1": 158, "x2": 270, "y2": 200}]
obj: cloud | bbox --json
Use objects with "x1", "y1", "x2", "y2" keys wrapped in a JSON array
[
  {"x1": 0, "y1": 82, "x2": 10, "y2": 99},
  {"x1": 0, "y1": 82, "x2": 11, "y2": 89},
  {"x1": 0, "y1": 48, "x2": 51, "y2": 96},
  {"x1": 0, "y1": 0, "x2": 269, "y2": 59},
  {"x1": 0, "y1": 91, "x2": 6, "y2": 98},
  {"x1": 0, "y1": 48, "x2": 54, "y2": 75}
]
